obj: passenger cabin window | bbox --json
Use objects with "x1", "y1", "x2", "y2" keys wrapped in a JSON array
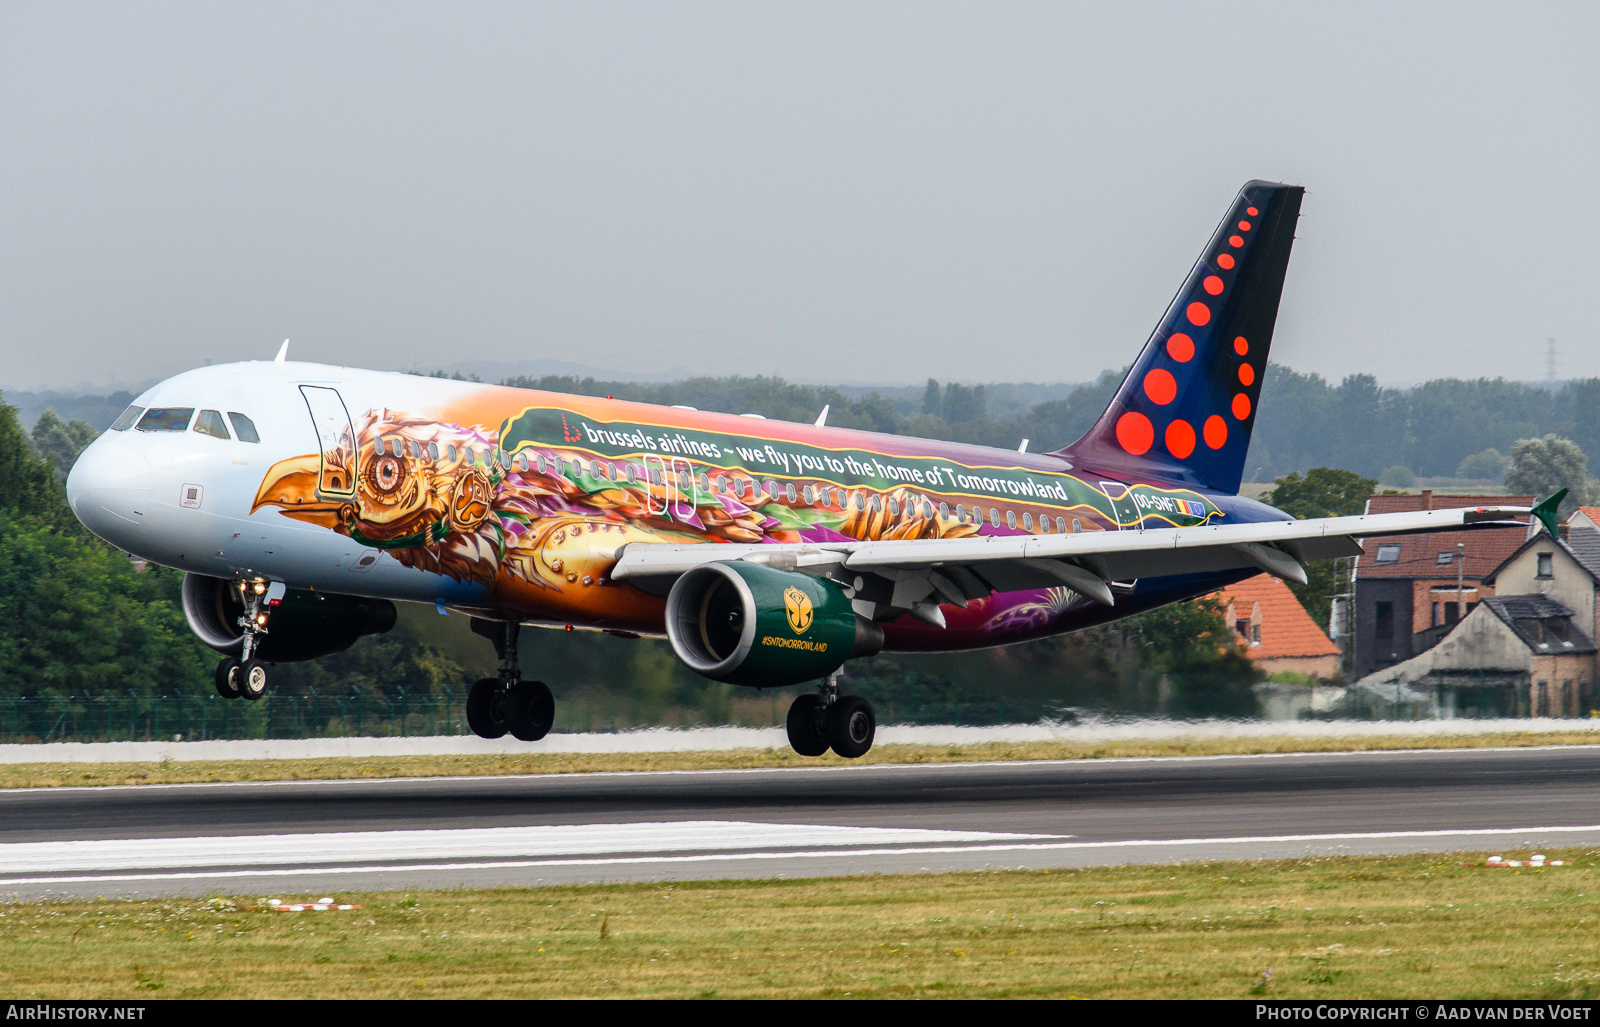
[
  {"x1": 1375, "y1": 544, "x2": 1402, "y2": 564},
  {"x1": 110, "y1": 405, "x2": 145, "y2": 431},
  {"x1": 136, "y1": 407, "x2": 194, "y2": 432},
  {"x1": 192, "y1": 409, "x2": 230, "y2": 440},
  {"x1": 223, "y1": 412, "x2": 258, "y2": 443}
]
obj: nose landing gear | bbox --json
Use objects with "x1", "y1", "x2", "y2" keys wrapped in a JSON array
[
  {"x1": 467, "y1": 618, "x2": 554, "y2": 741},
  {"x1": 785, "y1": 675, "x2": 876, "y2": 758},
  {"x1": 214, "y1": 580, "x2": 276, "y2": 701}
]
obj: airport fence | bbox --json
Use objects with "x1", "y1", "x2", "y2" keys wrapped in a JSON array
[{"x1": 0, "y1": 690, "x2": 473, "y2": 743}]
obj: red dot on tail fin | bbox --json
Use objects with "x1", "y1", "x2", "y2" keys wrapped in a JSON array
[
  {"x1": 1232, "y1": 393, "x2": 1252, "y2": 420},
  {"x1": 1234, "y1": 336, "x2": 1248, "y2": 355},
  {"x1": 1247, "y1": 206, "x2": 1258, "y2": 216},
  {"x1": 1166, "y1": 333, "x2": 1195, "y2": 362},
  {"x1": 1165, "y1": 420, "x2": 1195, "y2": 459},
  {"x1": 1204, "y1": 415, "x2": 1227, "y2": 449},
  {"x1": 1116, "y1": 412, "x2": 1154, "y2": 455},
  {"x1": 1186, "y1": 302, "x2": 1210, "y2": 326},
  {"x1": 1216, "y1": 253, "x2": 1235, "y2": 269},
  {"x1": 1143, "y1": 369, "x2": 1177, "y2": 405},
  {"x1": 1204, "y1": 276, "x2": 1223, "y2": 295},
  {"x1": 1229, "y1": 235, "x2": 1243, "y2": 247},
  {"x1": 1238, "y1": 364, "x2": 1255, "y2": 386}
]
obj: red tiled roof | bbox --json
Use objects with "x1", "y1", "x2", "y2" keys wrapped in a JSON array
[
  {"x1": 1568, "y1": 506, "x2": 1600, "y2": 529},
  {"x1": 1206, "y1": 573, "x2": 1340, "y2": 660},
  {"x1": 1357, "y1": 492, "x2": 1532, "y2": 580}
]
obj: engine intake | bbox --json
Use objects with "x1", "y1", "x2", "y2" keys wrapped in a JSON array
[
  {"x1": 181, "y1": 573, "x2": 396, "y2": 663},
  {"x1": 665, "y1": 562, "x2": 882, "y2": 687}
]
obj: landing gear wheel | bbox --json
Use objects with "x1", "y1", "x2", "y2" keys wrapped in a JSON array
[
  {"x1": 507, "y1": 681, "x2": 555, "y2": 742},
  {"x1": 785, "y1": 694, "x2": 830, "y2": 757},
  {"x1": 236, "y1": 659, "x2": 268, "y2": 702},
  {"x1": 214, "y1": 657, "x2": 241, "y2": 699},
  {"x1": 827, "y1": 695, "x2": 875, "y2": 758},
  {"x1": 466, "y1": 678, "x2": 508, "y2": 739}
]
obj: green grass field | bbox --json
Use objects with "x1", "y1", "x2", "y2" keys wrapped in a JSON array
[
  {"x1": 1, "y1": 850, "x2": 1596, "y2": 998},
  {"x1": 3, "y1": 730, "x2": 1598, "y2": 789}
]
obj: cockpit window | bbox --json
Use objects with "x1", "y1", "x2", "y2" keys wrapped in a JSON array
[
  {"x1": 110, "y1": 405, "x2": 145, "y2": 431},
  {"x1": 136, "y1": 407, "x2": 195, "y2": 432},
  {"x1": 227, "y1": 412, "x2": 260, "y2": 443},
  {"x1": 193, "y1": 409, "x2": 231, "y2": 440}
]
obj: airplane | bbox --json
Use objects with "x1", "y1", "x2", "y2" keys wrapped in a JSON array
[{"x1": 64, "y1": 181, "x2": 1549, "y2": 759}]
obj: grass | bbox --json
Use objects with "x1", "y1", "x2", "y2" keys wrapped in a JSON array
[
  {"x1": 2, "y1": 850, "x2": 1598, "y2": 998},
  {"x1": 3, "y1": 729, "x2": 1600, "y2": 789}
]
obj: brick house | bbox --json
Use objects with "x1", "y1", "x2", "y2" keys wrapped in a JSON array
[
  {"x1": 1351, "y1": 490, "x2": 1533, "y2": 678},
  {"x1": 1209, "y1": 573, "x2": 1342, "y2": 679}
]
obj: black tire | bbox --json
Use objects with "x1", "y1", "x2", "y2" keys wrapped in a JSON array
[
  {"x1": 785, "y1": 693, "x2": 830, "y2": 757},
  {"x1": 214, "y1": 657, "x2": 241, "y2": 699},
  {"x1": 466, "y1": 678, "x2": 508, "y2": 739},
  {"x1": 236, "y1": 659, "x2": 268, "y2": 702},
  {"x1": 827, "y1": 695, "x2": 875, "y2": 758},
  {"x1": 507, "y1": 680, "x2": 555, "y2": 741}
]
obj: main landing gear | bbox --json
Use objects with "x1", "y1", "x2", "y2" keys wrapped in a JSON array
[
  {"x1": 215, "y1": 580, "x2": 273, "y2": 702},
  {"x1": 467, "y1": 619, "x2": 554, "y2": 741},
  {"x1": 786, "y1": 675, "x2": 876, "y2": 759}
]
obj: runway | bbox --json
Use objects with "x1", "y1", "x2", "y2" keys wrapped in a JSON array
[{"x1": 2, "y1": 745, "x2": 1598, "y2": 900}]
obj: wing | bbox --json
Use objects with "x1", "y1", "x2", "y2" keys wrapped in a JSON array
[{"x1": 611, "y1": 505, "x2": 1533, "y2": 627}]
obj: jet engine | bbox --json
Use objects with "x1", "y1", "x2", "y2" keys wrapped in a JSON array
[
  {"x1": 664, "y1": 562, "x2": 883, "y2": 687},
  {"x1": 181, "y1": 573, "x2": 396, "y2": 663}
]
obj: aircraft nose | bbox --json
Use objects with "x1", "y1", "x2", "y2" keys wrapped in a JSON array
[{"x1": 67, "y1": 435, "x2": 154, "y2": 543}]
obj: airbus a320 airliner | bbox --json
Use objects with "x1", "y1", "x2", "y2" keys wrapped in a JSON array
[{"x1": 65, "y1": 182, "x2": 1547, "y2": 758}]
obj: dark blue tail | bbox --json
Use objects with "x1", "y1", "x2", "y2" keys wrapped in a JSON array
[{"x1": 1058, "y1": 181, "x2": 1304, "y2": 495}]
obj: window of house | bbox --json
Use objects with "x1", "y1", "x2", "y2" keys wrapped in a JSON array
[
  {"x1": 1538, "y1": 553, "x2": 1554, "y2": 579},
  {"x1": 1375, "y1": 601, "x2": 1394, "y2": 638},
  {"x1": 1445, "y1": 601, "x2": 1460, "y2": 624},
  {"x1": 1375, "y1": 544, "x2": 1401, "y2": 564},
  {"x1": 1432, "y1": 601, "x2": 1441, "y2": 627},
  {"x1": 1235, "y1": 618, "x2": 1250, "y2": 640},
  {"x1": 1437, "y1": 551, "x2": 1452, "y2": 565},
  {"x1": 1251, "y1": 622, "x2": 1261, "y2": 645}
]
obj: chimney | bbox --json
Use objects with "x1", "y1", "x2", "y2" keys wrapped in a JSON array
[{"x1": 1422, "y1": 489, "x2": 1433, "y2": 511}]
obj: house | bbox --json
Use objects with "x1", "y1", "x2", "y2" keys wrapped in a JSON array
[
  {"x1": 1209, "y1": 573, "x2": 1342, "y2": 679},
  {"x1": 1351, "y1": 490, "x2": 1533, "y2": 678},
  {"x1": 1483, "y1": 523, "x2": 1600, "y2": 641},
  {"x1": 1353, "y1": 594, "x2": 1596, "y2": 718}
]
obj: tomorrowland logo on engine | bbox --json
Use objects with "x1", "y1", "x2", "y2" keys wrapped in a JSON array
[{"x1": 784, "y1": 586, "x2": 814, "y2": 634}]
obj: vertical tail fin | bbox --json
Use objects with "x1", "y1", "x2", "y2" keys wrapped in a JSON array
[{"x1": 1058, "y1": 181, "x2": 1304, "y2": 495}]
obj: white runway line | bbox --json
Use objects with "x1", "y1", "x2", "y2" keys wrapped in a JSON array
[
  {"x1": 4, "y1": 824, "x2": 1600, "y2": 888},
  {"x1": 0, "y1": 821, "x2": 1048, "y2": 874}
]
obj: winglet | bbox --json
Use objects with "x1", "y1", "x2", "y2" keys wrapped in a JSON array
[
  {"x1": 814, "y1": 405, "x2": 829, "y2": 428},
  {"x1": 1533, "y1": 488, "x2": 1567, "y2": 539},
  {"x1": 274, "y1": 339, "x2": 289, "y2": 364}
]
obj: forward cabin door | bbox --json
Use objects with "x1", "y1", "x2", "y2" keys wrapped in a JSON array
[{"x1": 300, "y1": 386, "x2": 358, "y2": 501}]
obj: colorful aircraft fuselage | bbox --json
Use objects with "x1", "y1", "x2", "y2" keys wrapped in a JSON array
[{"x1": 68, "y1": 363, "x2": 1289, "y2": 652}]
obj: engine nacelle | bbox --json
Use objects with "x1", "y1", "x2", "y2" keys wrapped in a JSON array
[
  {"x1": 181, "y1": 573, "x2": 397, "y2": 663},
  {"x1": 665, "y1": 562, "x2": 883, "y2": 687}
]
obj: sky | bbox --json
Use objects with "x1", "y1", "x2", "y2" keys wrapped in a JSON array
[{"x1": 2, "y1": 2, "x2": 1597, "y2": 392}]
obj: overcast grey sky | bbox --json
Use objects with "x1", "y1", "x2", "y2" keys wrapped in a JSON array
[{"x1": 2, "y1": 2, "x2": 1597, "y2": 392}]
